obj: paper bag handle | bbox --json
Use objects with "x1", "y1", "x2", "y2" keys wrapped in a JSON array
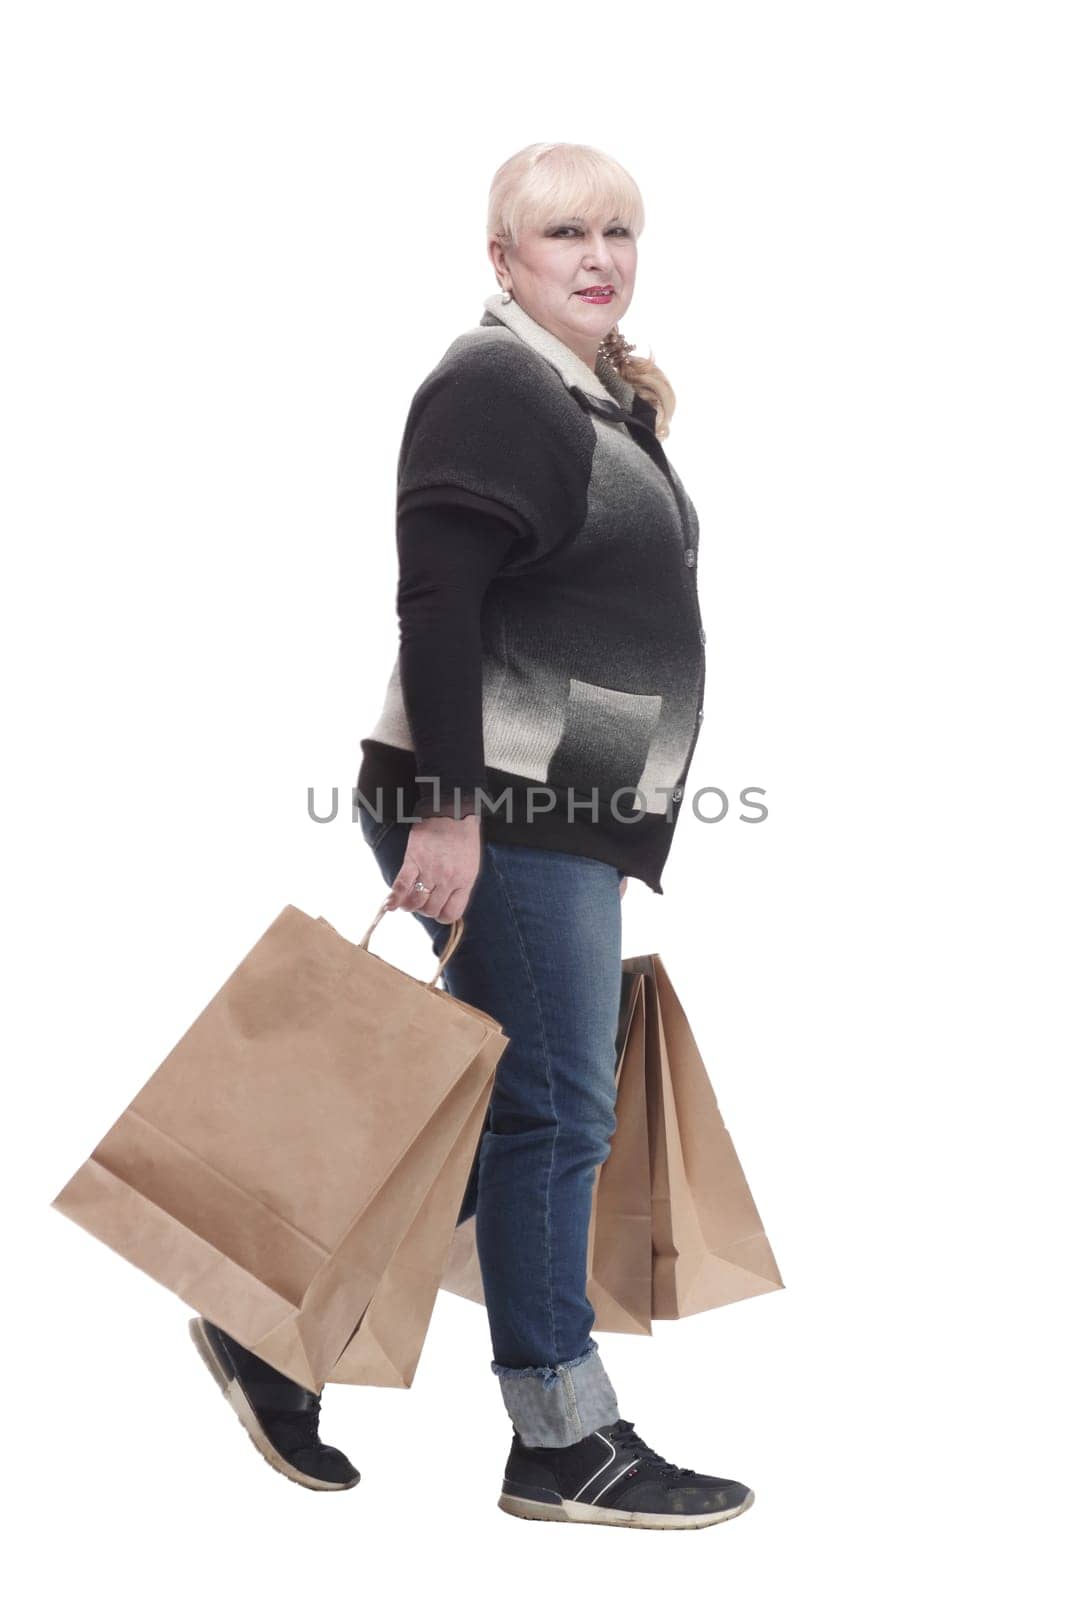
[{"x1": 359, "y1": 899, "x2": 465, "y2": 991}]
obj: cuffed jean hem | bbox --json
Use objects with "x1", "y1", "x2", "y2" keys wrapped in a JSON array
[{"x1": 490, "y1": 1337, "x2": 621, "y2": 1448}]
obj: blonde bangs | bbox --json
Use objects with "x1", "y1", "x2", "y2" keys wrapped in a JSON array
[{"x1": 489, "y1": 143, "x2": 645, "y2": 245}]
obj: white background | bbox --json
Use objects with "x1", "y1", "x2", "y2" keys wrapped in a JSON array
[{"x1": 4, "y1": 1, "x2": 1063, "y2": 1593}]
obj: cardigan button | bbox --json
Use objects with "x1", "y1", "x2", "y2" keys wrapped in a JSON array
[
  {"x1": 697, "y1": 708, "x2": 704, "y2": 723},
  {"x1": 699, "y1": 626, "x2": 706, "y2": 644},
  {"x1": 684, "y1": 548, "x2": 696, "y2": 567},
  {"x1": 672, "y1": 786, "x2": 684, "y2": 802}
]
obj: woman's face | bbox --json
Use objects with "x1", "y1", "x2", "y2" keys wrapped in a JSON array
[{"x1": 490, "y1": 210, "x2": 637, "y2": 368}]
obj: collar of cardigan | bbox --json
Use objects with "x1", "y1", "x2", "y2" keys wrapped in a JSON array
[{"x1": 480, "y1": 290, "x2": 638, "y2": 412}]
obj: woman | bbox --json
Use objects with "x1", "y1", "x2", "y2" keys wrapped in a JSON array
[{"x1": 191, "y1": 142, "x2": 754, "y2": 1531}]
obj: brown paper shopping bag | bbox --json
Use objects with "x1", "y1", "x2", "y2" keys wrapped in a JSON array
[
  {"x1": 51, "y1": 903, "x2": 509, "y2": 1392},
  {"x1": 439, "y1": 952, "x2": 783, "y2": 1329},
  {"x1": 617, "y1": 954, "x2": 784, "y2": 1321}
]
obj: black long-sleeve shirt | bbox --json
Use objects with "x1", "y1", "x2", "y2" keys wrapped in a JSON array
[{"x1": 396, "y1": 499, "x2": 518, "y2": 819}]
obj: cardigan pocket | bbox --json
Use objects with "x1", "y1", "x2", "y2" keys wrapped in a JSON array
[{"x1": 545, "y1": 677, "x2": 663, "y2": 806}]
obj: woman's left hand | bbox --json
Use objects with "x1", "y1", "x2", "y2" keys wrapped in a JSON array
[{"x1": 619, "y1": 876, "x2": 628, "y2": 898}]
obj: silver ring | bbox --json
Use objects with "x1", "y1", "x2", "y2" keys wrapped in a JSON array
[{"x1": 414, "y1": 879, "x2": 429, "y2": 893}]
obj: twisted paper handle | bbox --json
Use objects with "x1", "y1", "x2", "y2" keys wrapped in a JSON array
[{"x1": 359, "y1": 898, "x2": 465, "y2": 991}]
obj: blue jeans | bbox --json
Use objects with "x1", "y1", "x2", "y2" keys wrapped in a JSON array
[{"x1": 358, "y1": 807, "x2": 624, "y2": 1447}]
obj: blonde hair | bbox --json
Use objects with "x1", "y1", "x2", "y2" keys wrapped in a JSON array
[{"x1": 487, "y1": 142, "x2": 677, "y2": 439}]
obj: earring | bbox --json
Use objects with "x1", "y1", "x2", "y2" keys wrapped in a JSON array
[{"x1": 501, "y1": 288, "x2": 512, "y2": 303}]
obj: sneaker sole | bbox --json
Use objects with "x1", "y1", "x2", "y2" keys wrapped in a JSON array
[
  {"x1": 498, "y1": 1486, "x2": 755, "y2": 1530},
  {"x1": 188, "y1": 1317, "x2": 360, "y2": 1492}
]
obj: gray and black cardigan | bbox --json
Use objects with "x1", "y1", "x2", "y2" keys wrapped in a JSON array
[{"x1": 357, "y1": 289, "x2": 706, "y2": 895}]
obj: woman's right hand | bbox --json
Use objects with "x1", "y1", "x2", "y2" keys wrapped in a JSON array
[{"x1": 385, "y1": 813, "x2": 483, "y2": 924}]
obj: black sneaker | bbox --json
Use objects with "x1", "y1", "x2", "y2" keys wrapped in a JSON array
[
  {"x1": 188, "y1": 1317, "x2": 360, "y2": 1491},
  {"x1": 499, "y1": 1416, "x2": 754, "y2": 1530}
]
